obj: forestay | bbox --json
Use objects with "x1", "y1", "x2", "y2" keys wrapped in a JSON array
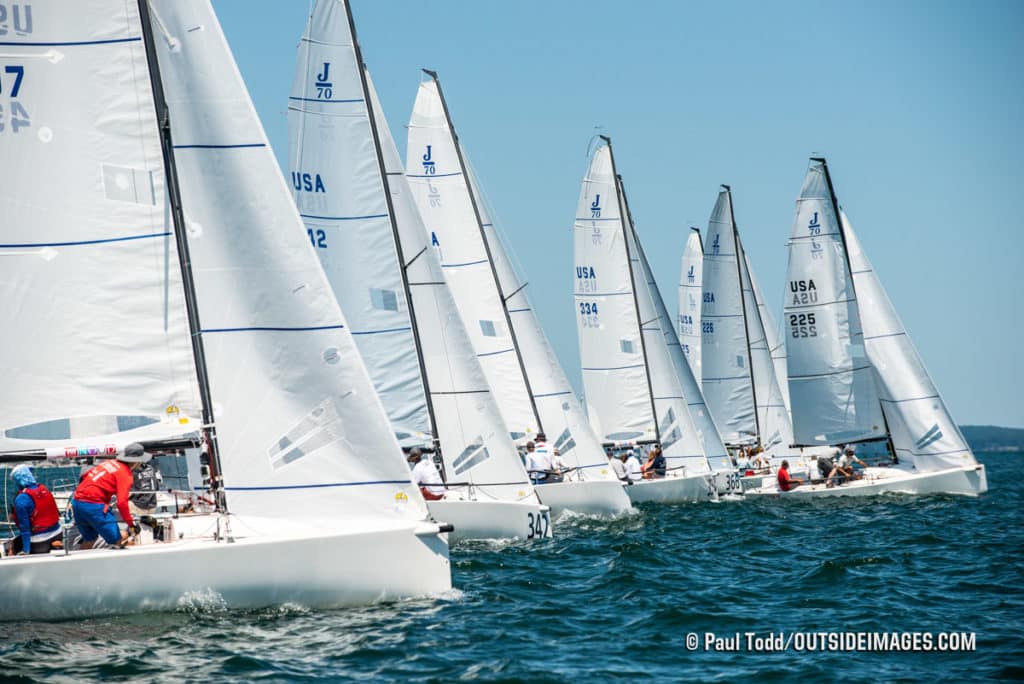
[
  {"x1": 287, "y1": 0, "x2": 430, "y2": 446},
  {"x1": 0, "y1": 1, "x2": 200, "y2": 450},
  {"x1": 841, "y1": 211, "x2": 976, "y2": 472},
  {"x1": 152, "y1": 0, "x2": 427, "y2": 522},
  {"x1": 624, "y1": 214, "x2": 712, "y2": 475},
  {"x1": 572, "y1": 145, "x2": 653, "y2": 443},
  {"x1": 463, "y1": 159, "x2": 618, "y2": 482},
  {"x1": 406, "y1": 78, "x2": 539, "y2": 441},
  {"x1": 678, "y1": 229, "x2": 704, "y2": 390},
  {"x1": 632, "y1": 224, "x2": 732, "y2": 473},
  {"x1": 784, "y1": 160, "x2": 886, "y2": 446},
  {"x1": 701, "y1": 189, "x2": 757, "y2": 444},
  {"x1": 746, "y1": 251, "x2": 792, "y2": 419},
  {"x1": 736, "y1": 236, "x2": 795, "y2": 453}
]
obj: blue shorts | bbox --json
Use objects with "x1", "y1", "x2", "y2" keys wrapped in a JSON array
[{"x1": 72, "y1": 500, "x2": 121, "y2": 544}]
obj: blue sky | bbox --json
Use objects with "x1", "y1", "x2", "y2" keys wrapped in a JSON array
[{"x1": 212, "y1": 0, "x2": 1023, "y2": 428}]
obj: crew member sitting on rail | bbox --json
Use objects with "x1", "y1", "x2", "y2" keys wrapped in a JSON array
[
  {"x1": 641, "y1": 446, "x2": 666, "y2": 479},
  {"x1": 550, "y1": 447, "x2": 568, "y2": 483},
  {"x1": 408, "y1": 448, "x2": 444, "y2": 501},
  {"x1": 71, "y1": 443, "x2": 150, "y2": 549},
  {"x1": 525, "y1": 440, "x2": 554, "y2": 485},
  {"x1": 8, "y1": 464, "x2": 62, "y2": 556},
  {"x1": 608, "y1": 449, "x2": 628, "y2": 483},
  {"x1": 777, "y1": 460, "x2": 803, "y2": 492},
  {"x1": 817, "y1": 454, "x2": 843, "y2": 487},
  {"x1": 839, "y1": 446, "x2": 868, "y2": 481}
]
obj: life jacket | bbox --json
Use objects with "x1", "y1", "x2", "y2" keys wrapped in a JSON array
[{"x1": 24, "y1": 484, "x2": 60, "y2": 532}]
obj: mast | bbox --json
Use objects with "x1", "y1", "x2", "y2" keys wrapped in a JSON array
[
  {"x1": 725, "y1": 185, "x2": 760, "y2": 446},
  {"x1": 812, "y1": 157, "x2": 895, "y2": 454},
  {"x1": 137, "y1": 0, "x2": 226, "y2": 510},
  {"x1": 603, "y1": 137, "x2": 660, "y2": 442},
  {"x1": 422, "y1": 69, "x2": 543, "y2": 434},
  {"x1": 346, "y1": 11, "x2": 440, "y2": 450}
]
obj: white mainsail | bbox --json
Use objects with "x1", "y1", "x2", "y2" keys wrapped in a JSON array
[
  {"x1": 153, "y1": 0, "x2": 429, "y2": 521},
  {"x1": 841, "y1": 210, "x2": 977, "y2": 472},
  {"x1": 701, "y1": 189, "x2": 757, "y2": 444},
  {"x1": 784, "y1": 160, "x2": 886, "y2": 446},
  {"x1": 286, "y1": 3, "x2": 429, "y2": 446},
  {"x1": 286, "y1": 0, "x2": 535, "y2": 504},
  {"x1": 572, "y1": 145, "x2": 652, "y2": 442},
  {"x1": 406, "y1": 77, "x2": 539, "y2": 441},
  {"x1": 463, "y1": 158, "x2": 619, "y2": 482},
  {"x1": 678, "y1": 228, "x2": 704, "y2": 390},
  {"x1": 0, "y1": 2, "x2": 200, "y2": 451},
  {"x1": 632, "y1": 222, "x2": 733, "y2": 473},
  {"x1": 745, "y1": 250, "x2": 792, "y2": 419}
]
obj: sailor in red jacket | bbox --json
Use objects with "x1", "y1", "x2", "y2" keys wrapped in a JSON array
[
  {"x1": 71, "y1": 443, "x2": 151, "y2": 549},
  {"x1": 8, "y1": 464, "x2": 62, "y2": 555},
  {"x1": 776, "y1": 460, "x2": 804, "y2": 492}
]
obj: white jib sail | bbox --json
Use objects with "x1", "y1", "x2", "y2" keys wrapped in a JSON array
[
  {"x1": 371, "y1": 81, "x2": 536, "y2": 501},
  {"x1": 632, "y1": 224, "x2": 733, "y2": 473},
  {"x1": 572, "y1": 144, "x2": 653, "y2": 443},
  {"x1": 0, "y1": 1, "x2": 201, "y2": 451},
  {"x1": 737, "y1": 236, "x2": 795, "y2": 454},
  {"x1": 701, "y1": 189, "x2": 757, "y2": 444},
  {"x1": 841, "y1": 210, "x2": 976, "y2": 472},
  {"x1": 624, "y1": 216, "x2": 711, "y2": 475},
  {"x1": 784, "y1": 160, "x2": 886, "y2": 446},
  {"x1": 745, "y1": 250, "x2": 792, "y2": 419},
  {"x1": 406, "y1": 78, "x2": 539, "y2": 441},
  {"x1": 678, "y1": 228, "x2": 704, "y2": 391},
  {"x1": 287, "y1": 1, "x2": 430, "y2": 447},
  {"x1": 152, "y1": 0, "x2": 428, "y2": 522},
  {"x1": 463, "y1": 158, "x2": 619, "y2": 482}
]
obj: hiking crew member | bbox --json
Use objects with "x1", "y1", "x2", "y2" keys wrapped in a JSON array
[
  {"x1": 8, "y1": 464, "x2": 62, "y2": 556},
  {"x1": 408, "y1": 448, "x2": 444, "y2": 501},
  {"x1": 777, "y1": 460, "x2": 803, "y2": 492}
]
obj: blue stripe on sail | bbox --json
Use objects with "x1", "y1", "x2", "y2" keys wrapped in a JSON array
[
  {"x1": 653, "y1": 396, "x2": 686, "y2": 401},
  {"x1": 574, "y1": 217, "x2": 620, "y2": 222},
  {"x1": 880, "y1": 395, "x2": 941, "y2": 404},
  {"x1": 201, "y1": 324, "x2": 345, "y2": 333},
  {"x1": 582, "y1": 364, "x2": 645, "y2": 371},
  {"x1": 301, "y1": 213, "x2": 388, "y2": 222},
  {"x1": 406, "y1": 172, "x2": 462, "y2": 178},
  {"x1": 703, "y1": 313, "x2": 743, "y2": 319},
  {"x1": 508, "y1": 307, "x2": 532, "y2": 313},
  {"x1": 864, "y1": 332, "x2": 906, "y2": 341},
  {"x1": 572, "y1": 291, "x2": 632, "y2": 297},
  {"x1": 173, "y1": 143, "x2": 266, "y2": 149},
  {"x1": 0, "y1": 231, "x2": 171, "y2": 249},
  {"x1": 704, "y1": 375, "x2": 748, "y2": 381},
  {"x1": 477, "y1": 348, "x2": 514, "y2": 358},
  {"x1": 0, "y1": 37, "x2": 141, "y2": 47},
  {"x1": 227, "y1": 480, "x2": 410, "y2": 491},
  {"x1": 441, "y1": 259, "x2": 488, "y2": 268},
  {"x1": 534, "y1": 391, "x2": 572, "y2": 398},
  {"x1": 288, "y1": 96, "x2": 364, "y2": 104},
  {"x1": 481, "y1": 223, "x2": 494, "y2": 227},
  {"x1": 351, "y1": 326, "x2": 412, "y2": 336}
]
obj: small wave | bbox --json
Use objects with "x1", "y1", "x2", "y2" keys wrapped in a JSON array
[{"x1": 176, "y1": 588, "x2": 228, "y2": 615}]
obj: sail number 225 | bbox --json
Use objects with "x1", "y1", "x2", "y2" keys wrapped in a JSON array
[{"x1": 789, "y1": 312, "x2": 817, "y2": 338}]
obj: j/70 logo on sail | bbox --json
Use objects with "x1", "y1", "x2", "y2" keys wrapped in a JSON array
[
  {"x1": 590, "y1": 194, "x2": 601, "y2": 218},
  {"x1": 422, "y1": 145, "x2": 435, "y2": 175},
  {"x1": 687, "y1": 265, "x2": 695, "y2": 283},
  {"x1": 314, "y1": 62, "x2": 332, "y2": 99},
  {"x1": 0, "y1": 4, "x2": 33, "y2": 36}
]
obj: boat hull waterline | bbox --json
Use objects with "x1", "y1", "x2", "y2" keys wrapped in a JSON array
[
  {"x1": 623, "y1": 472, "x2": 721, "y2": 504},
  {"x1": 426, "y1": 500, "x2": 552, "y2": 544},
  {"x1": 533, "y1": 479, "x2": 633, "y2": 518},
  {"x1": 0, "y1": 517, "x2": 452, "y2": 621},
  {"x1": 744, "y1": 464, "x2": 987, "y2": 498}
]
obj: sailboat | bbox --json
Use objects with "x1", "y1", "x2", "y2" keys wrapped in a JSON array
[
  {"x1": 286, "y1": 1, "x2": 551, "y2": 541},
  {"x1": 747, "y1": 158, "x2": 987, "y2": 496},
  {"x1": 0, "y1": 0, "x2": 450, "y2": 620},
  {"x1": 678, "y1": 228, "x2": 704, "y2": 389},
  {"x1": 405, "y1": 74, "x2": 630, "y2": 517},
  {"x1": 573, "y1": 138, "x2": 731, "y2": 504}
]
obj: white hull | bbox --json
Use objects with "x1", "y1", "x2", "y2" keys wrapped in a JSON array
[
  {"x1": 745, "y1": 463, "x2": 987, "y2": 498},
  {"x1": 624, "y1": 472, "x2": 718, "y2": 504},
  {"x1": 0, "y1": 516, "x2": 451, "y2": 621},
  {"x1": 427, "y1": 499, "x2": 552, "y2": 543},
  {"x1": 533, "y1": 479, "x2": 633, "y2": 517}
]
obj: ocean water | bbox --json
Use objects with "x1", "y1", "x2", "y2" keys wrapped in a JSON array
[{"x1": 1, "y1": 452, "x2": 1020, "y2": 682}]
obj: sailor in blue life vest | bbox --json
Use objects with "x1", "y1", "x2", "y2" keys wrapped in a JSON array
[{"x1": 7, "y1": 464, "x2": 62, "y2": 556}]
